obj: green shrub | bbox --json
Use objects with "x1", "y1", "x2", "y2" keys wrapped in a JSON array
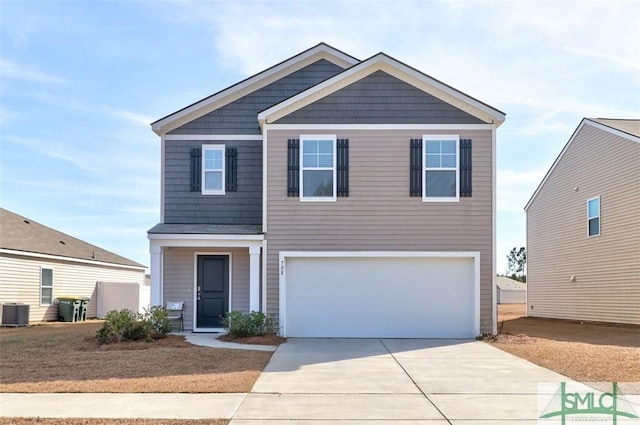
[
  {"x1": 222, "y1": 310, "x2": 274, "y2": 338},
  {"x1": 141, "y1": 305, "x2": 171, "y2": 337},
  {"x1": 97, "y1": 306, "x2": 172, "y2": 344},
  {"x1": 97, "y1": 309, "x2": 139, "y2": 343},
  {"x1": 123, "y1": 320, "x2": 153, "y2": 341}
]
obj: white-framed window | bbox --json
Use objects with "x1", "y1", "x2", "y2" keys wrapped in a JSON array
[
  {"x1": 300, "y1": 135, "x2": 336, "y2": 201},
  {"x1": 587, "y1": 196, "x2": 600, "y2": 237},
  {"x1": 202, "y1": 145, "x2": 225, "y2": 195},
  {"x1": 40, "y1": 267, "x2": 53, "y2": 306},
  {"x1": 423, "y1": 135, "x2": 459, "y2": 201}
]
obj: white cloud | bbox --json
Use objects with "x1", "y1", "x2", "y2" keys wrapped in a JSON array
[
  {"x1": 102, "y1": 107, "x2": 154, "y2": 128},
  {"x1": 0, "y1": 59, "x2": 67, "y2": 84},
  {"x1": 497, "y1": 169, "x2": 547, "y2": 213}
]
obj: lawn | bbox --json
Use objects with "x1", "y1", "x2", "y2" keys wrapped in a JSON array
[
  {"x1": 490, "y1": 304, "x2": 640, "y2": 383},
  {"x1": 0, "y1": 321, "x2": 272, "y2": 393}
]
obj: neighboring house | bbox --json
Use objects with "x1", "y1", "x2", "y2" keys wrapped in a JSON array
[
  {"x1": 0, "y1": 208, "x2": 146, "y2": 322},
  {"x1": 148, "y1": 43, "x2": 505, "y2": 337},
  {"x1": 496, "y1": 276, "x2": 526, "y2": 304},
  {"x1": 525, "y1": 118, "x2": 640, "y2": 325}
]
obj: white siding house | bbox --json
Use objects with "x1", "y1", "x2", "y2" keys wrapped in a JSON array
[
  {"x1": 496, "y1": 276, "x2": 526, "y2": 304},
  {"x1": 0, "y1": 208, "x2": 146, "y2": 322}
]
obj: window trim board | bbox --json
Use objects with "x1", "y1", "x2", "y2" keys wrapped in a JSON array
[
  {"x1": 40, "y1": 267, "x2": 54, "y2": 306},
  {"x1": 299, "y1": 134, "x2": 337, "y2": 202},
  {"x1": 422, "y1": 134, "x2": 460, "y2": 202},
  {"x1": 201, "y1": 144, "x2": 226, "y2": 195},
  {"x1": 587, "y1": 196, "x2": 600, "y2": 237}
]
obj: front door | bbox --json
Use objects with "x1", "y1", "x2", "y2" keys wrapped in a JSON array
[{"x1": 196, "y1": 255, "x2": 229, "y2": 328}]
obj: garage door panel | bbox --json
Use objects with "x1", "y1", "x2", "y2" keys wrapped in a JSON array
[{"x1": 285, "y1": 256, "x2": 476, "y2": 338}]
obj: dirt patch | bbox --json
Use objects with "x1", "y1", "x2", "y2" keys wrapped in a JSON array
[
  {"x1": 489, "y1": 304, "x2": 640, "y2": 382},
  {"x1": 0, "y1": 420, "x2": 227, "y2": 425},
  {"x1": 217, "y1": 333, "x2": 286, "y2": 346},
  {"x1": 0, "y1": 322, "x2": 272, "y2": 393}
]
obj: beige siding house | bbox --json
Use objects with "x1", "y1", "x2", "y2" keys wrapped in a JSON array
[
  {"x1": 0, "y1": 208, "x2": 146, "y2": 322},
  {"x1": 148, "y1": 43, "x2": 505, "y2": 337},
  {"x1": 525, "y1": 118, "x2": 640, "y2": 325}
]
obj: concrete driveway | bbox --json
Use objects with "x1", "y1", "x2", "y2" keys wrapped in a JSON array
[{"x1": 230, "y1": 338, "x2": 585, "y2": 424}]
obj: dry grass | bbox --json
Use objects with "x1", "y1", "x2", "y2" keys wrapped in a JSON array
[
  {"x1": 0, "y1": 420, "x2": 227, "y2": 425},
  {"x1": 490, "y1": 304, "x2": 640, "y2": 382},
  {"x1": 0, "y1": 321, "x2": 272, "y2": 393}
]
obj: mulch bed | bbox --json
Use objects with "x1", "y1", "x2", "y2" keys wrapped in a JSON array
[{"x1": 217, "y1": 333, "x2": 286, "y2": 346}]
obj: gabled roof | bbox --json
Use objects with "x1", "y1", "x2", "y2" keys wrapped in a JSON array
[
  {"x1": 151, "y1": 43, "x2": 359, "y2": 136},
  {"x1": 496, "y1": 276, "x2": 526, "y2": 291},
  {"x1": 0, "y1": 208, "x2": 145, "y2": 269},
  {"x1": 258, "y1": 52, "x2": 506, "y2": 127},
  {"x1": 524, "y1": 118, "x2": 640, "y2": 211},
  {"x1": 591, "y1": 118, "x2": 640, "y2": 138}
]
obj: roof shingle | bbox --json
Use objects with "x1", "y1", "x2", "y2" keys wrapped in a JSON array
[{"x1": 0, "y1": 208, "x2": 145, "y2": 268}]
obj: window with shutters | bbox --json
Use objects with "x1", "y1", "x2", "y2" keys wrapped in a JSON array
[
  {"x1": 300, "y1": 135, "x2": 336, "y2": 201},
  {"x1": 40, "y1": 267, "x2": 53, "y2": 306},
  {"x1": 423, "y1": 135, "x2": 459, "y2": 201},
  {"x1": 202, "y1": 145, "x2": 225, "y2": 195}
]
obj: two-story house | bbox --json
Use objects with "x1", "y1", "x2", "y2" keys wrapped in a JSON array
[{"x1": 148, "y1": 43, "x2": 505, "y2": 337}]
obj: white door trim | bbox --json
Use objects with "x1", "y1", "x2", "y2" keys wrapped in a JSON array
[
  {"x1": 278, "y1": 251, "x2": 481, "y2": 337},
  {"x1": 193, "y1": 252, "x2": 232, "y2": 333}
]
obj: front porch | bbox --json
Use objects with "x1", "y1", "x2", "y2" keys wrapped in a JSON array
[{"x1": 148, "y1": 224, "x2": 264, "y2": 332}]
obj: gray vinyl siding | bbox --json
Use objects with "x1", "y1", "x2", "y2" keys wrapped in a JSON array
[
  {"x1": 265, "y1": 129, "x2": 494, "y2": 333},
  {"x1": 275, "y1": 71, "x2": 485, "y2": 125},
  {"x1": 164, "y1": 139, "x2": 262, "y2": 224},
  {"x1": 0, "y1": 253, "x2": 144, "y2": 322},
  {"x1": 168, "y1": 59, "x2": 346, "y2": 135},
  {"x1": 162, "y1": 247, "x2": 251, "y2": 330},
  {"x1": 526, "y1": 124, "x2": 640, "y2": 324}
]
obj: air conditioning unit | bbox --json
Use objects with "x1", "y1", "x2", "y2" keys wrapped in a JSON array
[{"x1": 1, "y1": 303, "x2": 29, "y2": 326}]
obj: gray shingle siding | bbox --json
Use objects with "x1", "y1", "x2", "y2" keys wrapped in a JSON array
[
  {"x1": 275, "y1": 71, "x2": 485, "y2": 124},
  {"x1": 168, "y1": 59, "x2": 346, "y2": 135},
  {"x1": 164, "y1": 139, "x2": 262, "y2": 224}
]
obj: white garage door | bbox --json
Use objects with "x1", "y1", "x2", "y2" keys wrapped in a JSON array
[{"x1": 282, "y1": 254, "x2": 478, "y2": 338}]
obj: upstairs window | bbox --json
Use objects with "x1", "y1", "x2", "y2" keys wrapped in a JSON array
[
  {"x1": 40, "y1": 268, "x2": 53, "y2": 306},
  {"x1": 202, "y1": 145, "x2": 225, "y2": 195},
  {"x1": 587, "y1": 197, "x2": 600, "y2": 237},
  {"x1": 300, "y1": 135, "x2": 336, "y2": 201},
  {"x1": 423, "y1": 135, "x2": 459, "y2": 201}
]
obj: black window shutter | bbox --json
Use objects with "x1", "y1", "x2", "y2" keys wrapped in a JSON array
[
  {"x1": 225, "y1": 147, "x2": 237, "y2": 192},
  {"x1": 337, "y1": 139, "x2": 349, "y2": 197},
  {"x1": 287, "y1": 139, "x2": 300, "y2": 197},
  {"x1": 460, "y1": 139, "x2": 472, "y2": 197},
  {"x1": 190, "y1": 147, "x2": 201, "y2": 192},
  {"x1": 410, "y1": 139, "x2": 422, "y2": 197}
]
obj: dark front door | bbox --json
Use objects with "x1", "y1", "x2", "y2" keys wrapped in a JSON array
[{"x1": 196, "y1": 255, "x2": 229, "y2": 328}]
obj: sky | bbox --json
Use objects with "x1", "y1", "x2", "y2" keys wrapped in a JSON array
[{"x1": 1, "y1": 0, "x2": 639, "y2": 273}]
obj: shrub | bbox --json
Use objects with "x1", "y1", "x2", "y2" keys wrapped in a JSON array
[
  {"x1": 97, "y1": 306, "x2": 172, "y2": 344},
  {"x1": 141, "y1": 305, "x2": 171, "y2": 337},
  {"x1": 97, "y1": 309, "x2": 139, "y2": 343},
  {"x1": 222, "y1": 311, "x2": 274, "y2": 338}
]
